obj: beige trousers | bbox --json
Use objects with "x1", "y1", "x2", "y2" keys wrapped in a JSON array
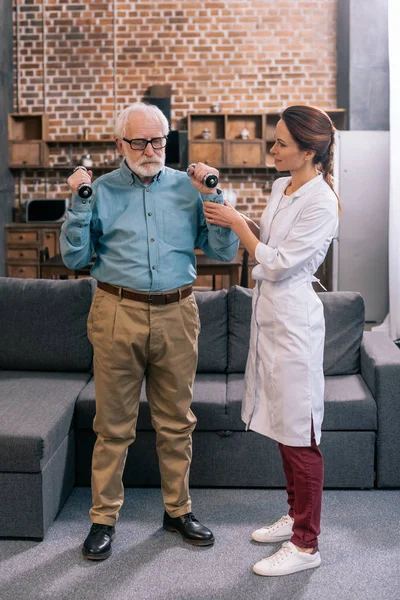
[{"x1": 87, "y1": 286, "x2": 200, "y2": 526}]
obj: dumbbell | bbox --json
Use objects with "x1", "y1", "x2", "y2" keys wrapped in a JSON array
[
  {"x1": 72, "y1": 166, "x2": 93, "y2": 199},
  {"x1": 187, "y1": 163, "x2": 219, "y2": 188}
]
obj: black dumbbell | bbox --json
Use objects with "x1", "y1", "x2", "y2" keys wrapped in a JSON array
[
  {"x1": 72, "y1": 166, "x2": 93, "y2": 199},
  {"x1": 187, "y1": 163, "x2": 219, "y2": 188}
]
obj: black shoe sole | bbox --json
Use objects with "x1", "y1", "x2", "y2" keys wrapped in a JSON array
[
  {"x1": 82, "y1": 533, "x2": 116, "y2": 560},
  {"x1": 82, "y1": 548, "x2": 112, "y2": 560},
  {"x1": 163, "y1": 525, "x2": 215, "y2": 546}
]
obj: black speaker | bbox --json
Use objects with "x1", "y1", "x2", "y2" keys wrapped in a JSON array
[
  {"x1": 166, "y1": 130, "x2": 188, "y2": 168},
  {"x1": 25, "y1": 199, "x2": 67, "y2": 222},
  {"x1": 148, "y1": 96, "x2": 171, "y2": 126}
]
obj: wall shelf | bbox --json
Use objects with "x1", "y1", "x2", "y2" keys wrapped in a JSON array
[
  {"x1": 9, "y1": 165, "x2": 117, "y2": 172},
  {"x1": 188, "y1": 110, "x2": 347, "y2": 169},
  {"x1": 45, "y1": 139, "x2": 115, "y2": 144}
]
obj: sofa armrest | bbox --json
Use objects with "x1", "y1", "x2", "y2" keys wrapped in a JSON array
[{"x1": 361, "y1": 331, "x2": 400, "y2": 487}]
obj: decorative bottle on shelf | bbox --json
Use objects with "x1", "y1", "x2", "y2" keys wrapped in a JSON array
[
  {"x1": 210, "y1": 103, "x2": 222, "y2": 113},
  {"x1": 82, "y1": 154, "x2": 93, "y2": 168}
]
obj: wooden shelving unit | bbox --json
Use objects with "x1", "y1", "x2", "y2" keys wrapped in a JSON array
[{"x1": 188, "y1": 109, "x2": 347, "y2": 169}]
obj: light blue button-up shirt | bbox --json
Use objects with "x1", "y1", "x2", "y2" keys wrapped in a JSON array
[{"x1": 60, "y1": 160, "x2": 239, "y2": 291}]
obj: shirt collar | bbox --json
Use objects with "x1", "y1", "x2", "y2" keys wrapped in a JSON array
[
  {"x1": 286, "y1": 173, "x2": 323, "y2": 199},
  {"x1": 119, "y1": 158, "x2": 165, "y2": 186}
]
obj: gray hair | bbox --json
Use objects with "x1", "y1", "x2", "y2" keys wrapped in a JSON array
[{"x1": 114, "y1": 102, "x2": 169, "y2": 138}]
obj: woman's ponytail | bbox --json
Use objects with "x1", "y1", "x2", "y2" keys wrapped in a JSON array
[{"x1": 319, "y1": 135, "x2": 341, "y2": 216}]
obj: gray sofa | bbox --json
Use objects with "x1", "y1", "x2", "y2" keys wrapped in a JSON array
[{"x1": 1, "y1": 277, "x2": 400, "y2": 540}]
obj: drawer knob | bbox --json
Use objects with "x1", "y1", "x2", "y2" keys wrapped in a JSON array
[
  {"x1": 19, "y1": 252, "x2": 24, "y2": 257},
  {"x1": 19, "y1": 235, "x2": 23, "y2": 240}
]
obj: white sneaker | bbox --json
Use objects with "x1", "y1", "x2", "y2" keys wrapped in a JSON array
[
  {"x1": 253, "y1": 541, "x2": 321, "y2": 576},
  {"x1": 252, "y1": 514, "x2": 294, "y2": 543}
]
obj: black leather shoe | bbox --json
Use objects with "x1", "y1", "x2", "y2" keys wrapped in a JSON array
[
  {"x1": 163, "y1": 511, "x2": 215, "y2": 546},
  {"x1": 82, "y1": 523, "x2": 116, "y2": 560}
]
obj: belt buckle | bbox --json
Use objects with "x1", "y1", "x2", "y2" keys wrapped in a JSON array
[{"x1": 148, "y1": 293, "x2": 164, "y2": 305}]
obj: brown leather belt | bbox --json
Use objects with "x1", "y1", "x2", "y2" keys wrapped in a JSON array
[{"x1": 97, "y1": 281, "x2": 192, "y2": 305}]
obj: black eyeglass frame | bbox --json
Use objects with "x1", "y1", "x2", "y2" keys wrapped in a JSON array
[{"x1": 122, "y1": 136, "x2": 168, "y2": 150}]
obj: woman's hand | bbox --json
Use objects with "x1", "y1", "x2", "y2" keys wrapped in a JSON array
[{"x1": 203, "y1": 198, "x2": 243, "y2": 231}]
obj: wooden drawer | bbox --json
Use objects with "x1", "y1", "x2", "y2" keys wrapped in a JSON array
[
  {"x1": 7, "y1": 230, "x2": 39, "y2": 245},
  {"x1": 7, "y1": 248, "x2": 39, "y2": 261},
  {"x1": 43, "y1": 230, "x2": 59, "y2": 257},
  {"x1": 226, "y1": 141, "x2": 264, "y2": 166},
  {"x1": 189, "y1": 141, "x2": 224, "y2": 166},
  {"x1": 8, "y1": 141, "x2": 49, "y2": 167},
  {"x1": 7, "y1": 265, "x2": 38, "y2": 278}
]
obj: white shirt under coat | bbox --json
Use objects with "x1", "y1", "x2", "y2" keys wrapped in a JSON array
[{"x1": 242, "y1": 174, "x2": 339, "y2": 446}]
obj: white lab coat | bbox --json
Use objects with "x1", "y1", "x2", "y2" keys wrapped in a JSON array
[{"x1": 242, "y1": 174, "x2": 339, "y2": 446}]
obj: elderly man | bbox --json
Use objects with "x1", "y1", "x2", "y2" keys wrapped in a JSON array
[{"x1": 61, "y1": 102, "x2": 238, "y2": 560}]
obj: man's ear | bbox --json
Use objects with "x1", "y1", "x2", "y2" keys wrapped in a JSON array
[{"x1": 115, "y1": 138, "x2": 124, "y2": 155}]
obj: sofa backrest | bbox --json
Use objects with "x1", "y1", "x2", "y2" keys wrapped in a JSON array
[
  {"x1": 194, "y1": 289, "x2": 228, "y2": 373},
  {"x1": 0, "y1": 277, "x2": 95, "y2": 372},
  {"x1": 227, "y1": 286, "x2": 365, "y2": 376},
  {"x1": 0, "y1": 279, "x2": 364, "y2": 377}
]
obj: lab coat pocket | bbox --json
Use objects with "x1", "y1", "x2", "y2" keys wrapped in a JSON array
[{"x1": 273, "y1": 299, "x2": 310, "y2": 360}]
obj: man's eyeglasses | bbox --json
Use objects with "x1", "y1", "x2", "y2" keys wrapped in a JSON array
[{"x1": 122, "y1": 136, "x2": 168, "y2": 151}]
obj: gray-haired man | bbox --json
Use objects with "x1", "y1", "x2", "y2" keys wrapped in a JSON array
[{"x1": 61, "y1": 102, "x2": 239, "y2": 559}]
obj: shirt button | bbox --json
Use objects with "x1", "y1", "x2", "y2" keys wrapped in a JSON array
[
  {"x1": 81, "y1": 200, "x2": 87, "y2": 204},
  {"x1": 152, "y1": 265, "x2": 156, "y2": 270},
  {"x1": 150, "y1": 238, "x2": 154, "y2": 242},
  {"x1": 146, "y1": 189, "x2": 150, "y2": 193},
  {"x1": 148, "y1": 212, "x2": 152, "y2": 216}
]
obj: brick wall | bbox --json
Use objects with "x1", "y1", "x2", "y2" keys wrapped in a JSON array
[{"x1": 12, "y1": 0, "x2": 337, "y2": 218}]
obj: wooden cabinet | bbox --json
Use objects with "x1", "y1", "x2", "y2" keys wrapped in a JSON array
[
  {"x1": 188, "y1": 113, "x2": 266, "y2": 168},
  {"x1": 188, "y1": 109, "x2": 347, "y2": 169},
  {"x1": 4, "y1": 223, "x2": 61, "y2": 279},
  {"x1": 8, "y1": 113, "x2": 49, "y2": 168}
]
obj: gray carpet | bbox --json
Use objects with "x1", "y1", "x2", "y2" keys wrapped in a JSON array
[{"x1": 0, "y1": 488, "x2": 399, "y2": 600}]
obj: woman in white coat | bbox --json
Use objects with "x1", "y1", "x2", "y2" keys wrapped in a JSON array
[{"x1": 203, "y1": 105, "x2": 340, "y2": 577}]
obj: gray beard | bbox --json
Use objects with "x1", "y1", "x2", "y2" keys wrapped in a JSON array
[{"x1": 128, "y1": 157, "x2": 165, "y2": 179}]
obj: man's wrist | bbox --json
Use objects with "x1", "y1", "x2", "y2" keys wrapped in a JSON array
[
  {"x1": 201, "y1": 188, "x2": 222, "y2": 203},
  {"x1": 70, "y1": 193, "x2": 92, "y2": 212}
]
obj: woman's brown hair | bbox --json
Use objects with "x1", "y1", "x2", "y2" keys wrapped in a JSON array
[{"x1": 281, "y1": 105, "x2": 341, "y2": 215}]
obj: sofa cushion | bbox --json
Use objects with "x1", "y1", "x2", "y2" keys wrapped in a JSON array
[
  {"x1": 0, "y1": 371, "x2": 91, "y2": 472},
  {"x1": 76, "y1": 373, "x2": 230, "y2": 431},
  {"x1": 226, "y1": 373, "x2": 377, "y2": 431},
  {"x1": 194, "y1": 289, "x2": 228, "y2": 373},
  {"x1": 322, "y1": 292, "x2": 365, "y2": 375},
  {"x1": 322, "y1": 374, "x2": 377, "y2": 429},
  {"x1": 0, "y1": 277, "x2": 95, "y2": 372},
  {"x1": 227, "y1": 285, "x2": 253, "y2": 374},
  {"x1": 227, "y1": 286, "x2": 365, "y2": 376}
]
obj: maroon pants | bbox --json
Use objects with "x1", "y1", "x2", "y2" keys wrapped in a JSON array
[{"x1": 278, "y1": 426, "x2": 324, "y2": 549}]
